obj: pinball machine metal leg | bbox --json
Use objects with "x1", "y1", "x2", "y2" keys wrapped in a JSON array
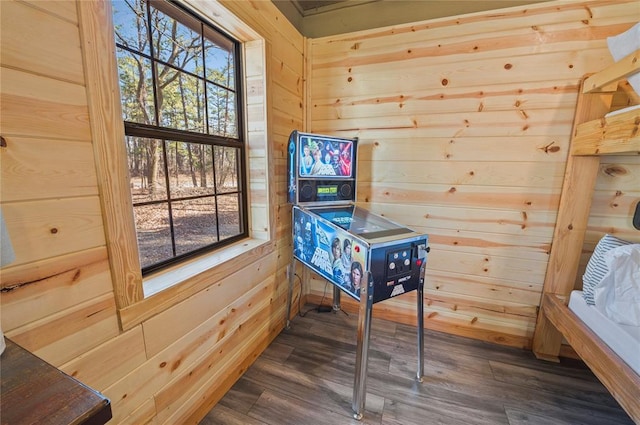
[
  {"x1": 416, "y1": 275, "x2": 425, "y2": 382},
  {"x1": 333, "y1": 285, "x2": 341, "y2": 312},
  {"x1": 352, "y1": 272, "x2": 373, "y2": 420}
]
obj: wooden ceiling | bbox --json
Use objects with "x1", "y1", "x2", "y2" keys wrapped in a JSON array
[
  {"x1": 291, "y1": 0, "x2": 350, "y2": 13},
  {"x1": 271, "y1": 0, "x2": 552, "y2": 38}
]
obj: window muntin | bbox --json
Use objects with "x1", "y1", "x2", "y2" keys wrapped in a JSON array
[{"x1": 112, "y1": 0, "x2": 247, "y2": 275}]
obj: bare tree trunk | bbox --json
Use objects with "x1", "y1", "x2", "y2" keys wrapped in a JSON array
[
  {"x1": 147, "y1": 142, "x2": 159, "y2": 195},
  {"x1": 121, "y1": 2, "x2": 202, "y2": 196},
  {"x1": 188, "y1": 144, "x2": 197, "y2": 187},
  {"x1": 177, "y1": 74, "x2": 191, "y2": 188},
  {"x1": 175, "y1": 142, "x2": 179, "y2": 188},
  {"x1": 199, "y1": 145, "x2": 207, "y2": 188}
]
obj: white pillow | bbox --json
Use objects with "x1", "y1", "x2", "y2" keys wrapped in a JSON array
[
  {"x1": 594, "y1": 244, "x2": 640, "y2": 326},
  {"x1": 607, "y1": 22, "x2": 640, "y2": 96},
  {"x1": 583, "y1": 234, "x2": 632, "y2": 305}
]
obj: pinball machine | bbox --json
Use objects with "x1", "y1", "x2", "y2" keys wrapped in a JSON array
[{"x1": 285, "y1": 131, "x2": 429, "y2": 420}]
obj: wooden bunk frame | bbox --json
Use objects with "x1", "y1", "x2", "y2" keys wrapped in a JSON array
[{"x1": 532, "y1": 49, "x2": 640, "y2": 423}]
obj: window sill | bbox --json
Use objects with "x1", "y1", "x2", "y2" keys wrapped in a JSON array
[
  {"x1": 143, "y1": 237, "x2": 267, "y2": 297},
  {"x1": 118, "y1": 237, "x2": 274, "y2": 330}
]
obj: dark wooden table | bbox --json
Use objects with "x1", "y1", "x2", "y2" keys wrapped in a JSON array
[{"x1": 1, "y1": 338, "x2": 112, "y2": 425}]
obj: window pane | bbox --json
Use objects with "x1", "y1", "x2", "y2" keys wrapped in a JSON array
[
  {"x1": 204, "y1": 39, "x2": 234, "y2": 88},
  {"x1": 214, "y1": 146, "x2": 238, "y2": 193},
  {"x1": 134, "y1": 203, "x2": 173, "y2": 269},
  {"x1": 128, "y1": 137, "x2": 167, "y2": 203},
  {"x1": 217, "y1": 194, "x2": 241, "y2": 240},
  {"x1": 168, "y1": 142, "x2": 214, "y2": 198},
  {"x1": 116, "y1": 48, "x2": 156, "y2": 125},
  {"x1": 157, "y1": 65, "x2": 205, "y2": 132},
  {"x1": 172, "y1": 198, "x2": 218, "y2": 255},
  {"x1": 207, "y1": 83, "x2": 237, "y2": 137},
  {"x1": 113, "y1": 0, "x2": 246, "y2": 275},
  {"x1": 151, "y1": 5, "x2": 202, "y2": 76},
  {"x1": 112, "y1": 0, "x2": 150, "y2": 56}
]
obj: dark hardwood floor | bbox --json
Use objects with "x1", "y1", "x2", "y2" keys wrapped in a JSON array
[{"x1": 200, "y1": 304, "x2": 634, "y2": 425}]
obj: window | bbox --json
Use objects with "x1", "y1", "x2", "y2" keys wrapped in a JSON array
[{"x1": 111, "y1": 0, "x2": 247, "y2": 274}]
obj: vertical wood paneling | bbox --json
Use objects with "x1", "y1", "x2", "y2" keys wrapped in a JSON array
[{"x1": 307, "y1": 0, "x2": 640, "y2": 348}]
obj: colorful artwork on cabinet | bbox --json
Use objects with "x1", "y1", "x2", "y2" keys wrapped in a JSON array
[{"x1": 293, "y1": 207, "x2": 367, "y2": 300}]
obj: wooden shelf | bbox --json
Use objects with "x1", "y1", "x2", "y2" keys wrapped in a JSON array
[{"x1": 571, "y1": 106, "x2": 640, "y2": 155}]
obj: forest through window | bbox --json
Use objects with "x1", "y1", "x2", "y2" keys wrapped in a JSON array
[{"x1": 112, "y1": 0, "x2": 247, "y2": 274}]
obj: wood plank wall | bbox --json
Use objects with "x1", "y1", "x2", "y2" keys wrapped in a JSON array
[
  {"x1": 306, "y1": 0, "x2": 640, "y2": 349},
  {"x1": 1, "y1": 0, "x2": 639, "y2": 423},
  {"x1": 0, "y1": 0, "x2": 303, "y2": 423}
]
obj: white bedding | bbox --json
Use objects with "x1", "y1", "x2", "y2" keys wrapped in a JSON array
[
  {"x1": 569, "y1": 290, "x2": 640, "y2": 375},
  {"x1": 605, "y1": 103, "x2": 640, "y2": 118},
  {"x1": 593, "y1": 244, "x2": 640, "y2": 326},
  {"x1": 607, "y1": 22, "x2": 640, "y2": 96}
]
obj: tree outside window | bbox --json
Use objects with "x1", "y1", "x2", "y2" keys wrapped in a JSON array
[{"x1": 112, "y1": 0, "x2": 247, "y2": 274}]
